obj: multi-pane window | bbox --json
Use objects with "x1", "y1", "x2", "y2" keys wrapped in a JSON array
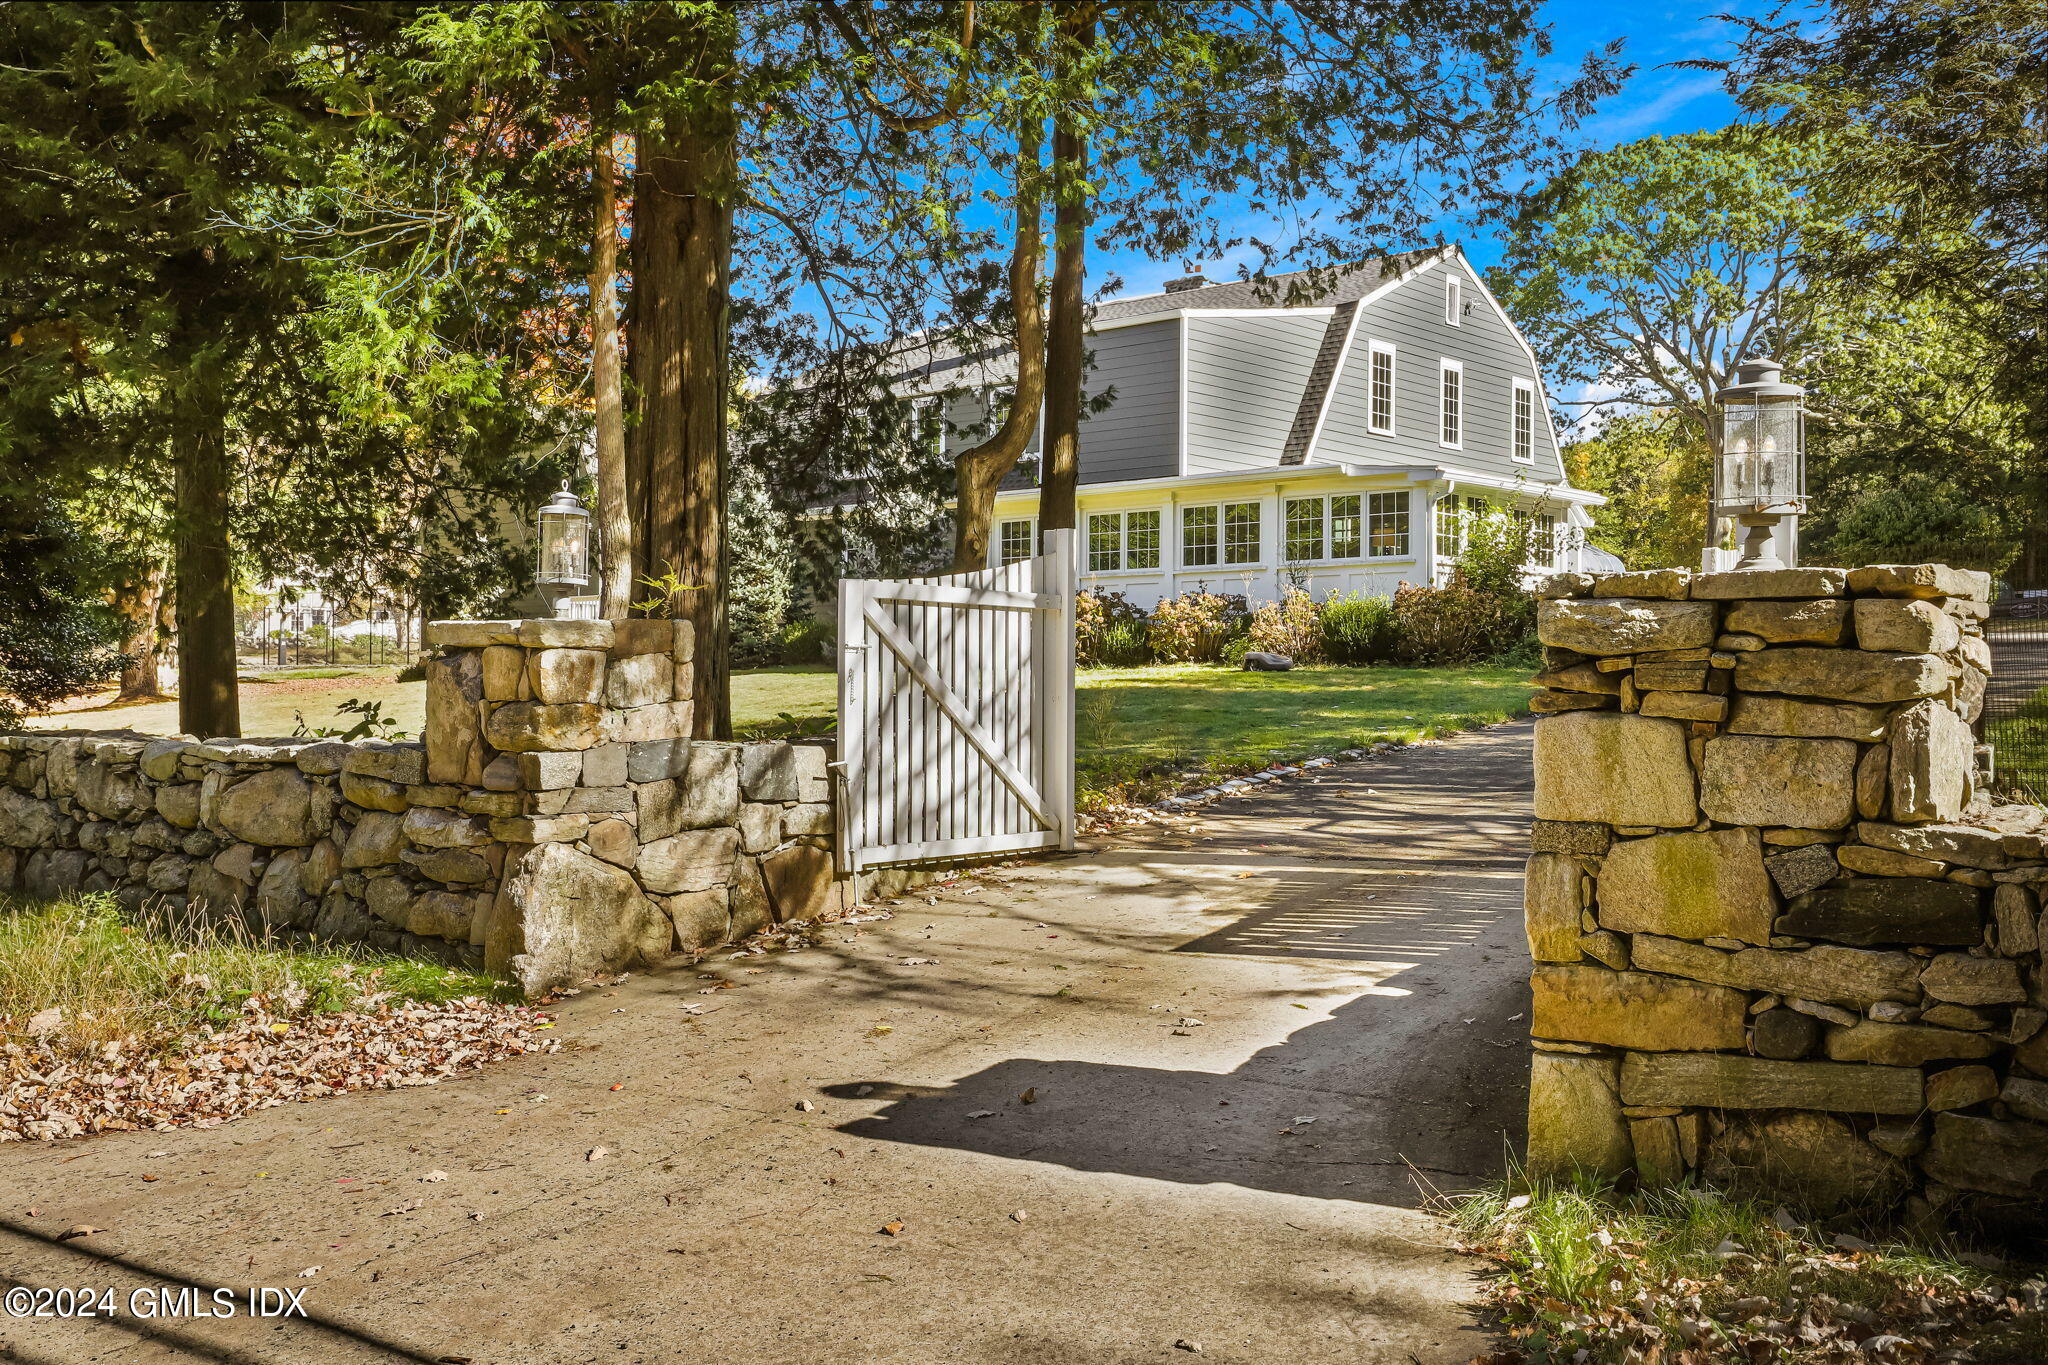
[
  {"x1": 1367, "y1": 342, "x2": 1396, "y2": 435},
  {"x1": 1182, "y1": 505, "x2": 1219, "y2": 567},
  {"x1": 1440, "y1": 359, "x2": 1463, "y2": 448},
  {"x1": 1533, "y1": 513, "x2": 1558, "y2": 565},
  {"x1": 1086, "y1": 510, "x2": 1162, "y2": 572},
  {"x1": 1126, "y1": 510, "x2": 1161, "y2": 568},
  {"x1": 1284, "y1": 497, "x2": 1325, "y2": 562},
  {"x1": 985, "y1": 386, "x2": 1041, "y2": 453},
  {"x1": 1223, "y1": 502, "x2": 1261, "y2": 564},
  {"x1": 1332, "y1": 495, "x2": 1364, "y2": 558},
  {"x1": 1436, "y1": 493, "x2": 1491, "y2": 558},
  {"x1": 1512, "y1": 378, "x2": 1536, "y2": 464},
  {"x1": 1283, "y1": 493, "x2": 1402, "y2": 561},
  {"x1": 1367, "y1": 492, "x2": 1409, "y2": 557},
  {"x1": 1445, "y1": 274, "x2": 1463, "y2": 325},
  {"x1": 1185, "y1": 502, "x2": 1261, "y2": 566},
  {"x1": 998, "y1": 517, "x2": 1036, "y2": 566}
]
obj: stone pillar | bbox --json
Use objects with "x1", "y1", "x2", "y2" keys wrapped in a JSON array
[
  {"x1": 1523, "y1": 564, "x2": 2048, "y2": 1231},
  {"x1": 424, "y1": 618, "x2": 836, "y2": 994}
]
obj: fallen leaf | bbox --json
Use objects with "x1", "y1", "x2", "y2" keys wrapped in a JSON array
[
  {"x1": 967, "y1": 1109, "x2": 997, "y2": 1119},
  {"x1": 382, "y1": 1200, "x2": 423, "y2": 1217},
  {"x1": 586, "y1": 1146, "x2": 610, "y2": 1162},
  {"x1": 297, "y1": 1266, "x2": 321, "y2": 1278},
  {"x1": 879, "y1": 1220, "x2": 905, "y2": 1237},
  {"x1": 418, "y1": 1170, "x2": 449, "y2": 1183},
  {"x1": 1010, "y1": 1210, "x2": 1028, "y2": 1223},
  {"x1": 855, "y1": 1084, "x2": 874, "y2": 1097},
  {"x1": 140, "y1": 1174, "x2": 160, "y2": 1183},
  {"x1": 58, "y1": 1224, "x2": 101, "y2": 1240},
  {"x1": 868, "y1": 1025, "x2": 893, "y2": 1037},
  {"x1": 1020, "y1": 1087, "x2": 1037, "y2": 1104},
  {"x1": 609, "y1": 1083, "x2": 625, "y2": 1092},
  {"x1": 26, "y1": 1007, "x2": 63, "y2": 1036},
  {"x1": 795, "y1": 1100, "x2": 816, "y2": 1112}
]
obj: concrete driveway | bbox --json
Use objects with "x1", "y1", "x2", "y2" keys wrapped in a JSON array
[{"x1": 3, "y1": 723, "x2": 1535, "y2": 1365}]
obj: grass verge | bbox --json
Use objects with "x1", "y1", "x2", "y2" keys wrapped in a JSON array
[
  {"x1": 0, "y1": 894, "x2": 513, "y2": 1054},
  {"x1": 3, "y1": 895, "x2": 547, "y2": 1142},
  {"x1": 1448, "y1": 1175, "x2": 2047, "y2": 1363},
  {"x1": 1072, "y1": 662, "x2": 1530, "y2": 808}
]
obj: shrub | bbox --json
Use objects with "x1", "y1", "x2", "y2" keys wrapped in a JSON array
[
  {"x1": 774, "y1": 617, "x2": 834, "y2": 666},
  {"x1": 1319, "y1": 593, "x2": 1399, "y2": 664},
  {"x1": 1392, "y1": 580, "x2": 1526, "y2": 663},
  {"x1": 1220, "y1": 635, "x2": 1252, "y2": 667},
  {"x1": 1076, "y1": 590, "x2": 1153, "y2": 668},
  {"x1": 1147, "y1": 590, "x2": 1248, "y2": 663},
  {"x1": 1246, "y1": 586, "x2": 1323, "y2": 663}
]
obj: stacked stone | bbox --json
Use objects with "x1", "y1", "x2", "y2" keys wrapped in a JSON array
[
  {"x1": 0, "y1": 731, "x2": 484, "y2": 965},
  {"x1": 1526, "y1": 563, "x2": 2048, "y2": 1231},
  {"x1": 423, "y1": 618, "x2": 837, "y2": 993},
  {"x1": 0, "y1": 618, "x2": 844, "y2": 995}
]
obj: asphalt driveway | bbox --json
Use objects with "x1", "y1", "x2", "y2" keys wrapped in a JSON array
[{"x1": 2, "y1": 722, "x2": 1536, "y2": 1365}]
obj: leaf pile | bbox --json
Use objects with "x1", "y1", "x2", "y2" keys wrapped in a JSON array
[
  {"x1": 3, "y1": 984, "x2": 556, "y2": 1142},
  {"x1": 1453, "y1": 1187, "x2": 2048, "y2": 1364}
]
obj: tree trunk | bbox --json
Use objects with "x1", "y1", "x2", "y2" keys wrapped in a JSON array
[
  {"x1": 628, "y1": 16, "x2": 738, "y2": 738},
  {"x1": 172, "y1": 362, "x2": 240, "y2": 738},
  {"x1": 951, "y1": 59, "x2": 1048, "y2": 572},
  {"x1": 591, "y1": 137, "x2": 633, "y2": 620},
  {"x1": 111, "y1": 559, "x2": 167, "y2": 701},
  {"x1": 1037, "y1": 3, "x2": 1092, "y2": 535}
]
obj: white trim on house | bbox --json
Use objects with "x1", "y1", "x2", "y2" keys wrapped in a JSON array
[
  {"x1": 1366, "y1": 339, "x2": 1398, "y2": 437},
  {"x1": 1176, "y1": 310, "x2": 1190, "y2": 475},
  {"x1": 1511, "y1": 376, "x2": 1537, "y2": 465},
  {"x1": 1091, "y1": 304, "x2": 1336, "y2": 335},
  {"x1": 1438, "y1": 357, "x2": 1464, "y2": 451}
]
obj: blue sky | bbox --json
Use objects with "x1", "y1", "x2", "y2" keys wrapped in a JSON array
[{"x1": 1090, "y1": 0, "x2": 1756, "y2": 301}]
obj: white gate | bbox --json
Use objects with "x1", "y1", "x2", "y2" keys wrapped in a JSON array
[{"x1": 835, "y1": 529, "x2": 1077, "y2": 871}]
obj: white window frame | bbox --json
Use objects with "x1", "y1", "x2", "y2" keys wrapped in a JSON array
[
  {"x1": 1366, "y1": 340, "x2": 1397, "y2": 437},
  {"x1": 1366, "y1": 490, "x2": 1410, "y2": 559},
  {"x1": 996, "y1": 516, "x2": 1038, "y2": 567},
  {"x1": 1086, "y1": 508, "x2": 1162, "y2": 574},
  {"x1": 1439, "y1": 358, "x2": 1463, "y2": 451},
  {"x1": 1445, "y1": 274, "x2": 1463, "y2": 325},
  {"x1": 1182, "y1": 500, "x2": 1261, "y2": 568},
  {"x1": 1511, "y1": 377, "x2": 1536, "y2": 465}
]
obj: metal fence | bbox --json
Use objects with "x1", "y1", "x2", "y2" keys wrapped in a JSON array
[{"x1": 1983, "y1": 580, "x2": 2048, "y2": 804}]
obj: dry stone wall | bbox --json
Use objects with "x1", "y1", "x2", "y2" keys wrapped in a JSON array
[
  {"x1": 0, "y1": 618, "x2": 843, "y2": 996},
  {"x1": 1526, "y1": 563, "x2": 2048, "y2": 1237}
]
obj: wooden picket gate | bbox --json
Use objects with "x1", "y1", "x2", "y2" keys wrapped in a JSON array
[{"x1": 834, "y1": 530, "x2": 1077, "y2": 871}]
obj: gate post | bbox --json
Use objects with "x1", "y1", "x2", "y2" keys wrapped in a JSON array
[{"x1": 1520, "y1": 563, "x2": 2048, "y2": 1233}]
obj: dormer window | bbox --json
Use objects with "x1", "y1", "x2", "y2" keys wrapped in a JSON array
[{"x1": 1445, "y1": 274, "x2": 1463, "y2": 325}]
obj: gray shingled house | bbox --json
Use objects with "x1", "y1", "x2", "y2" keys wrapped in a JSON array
[{"x1": 904, "y1": 244, "x2": 1604, "y2": 605}]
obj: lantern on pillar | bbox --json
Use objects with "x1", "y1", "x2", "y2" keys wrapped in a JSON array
[
  {"x1": 1715, "y1": 358, "x2": 1807, "y2": 570},
  {"x1": 536, "y1": 484, "x2": 591, "y2": 592}
]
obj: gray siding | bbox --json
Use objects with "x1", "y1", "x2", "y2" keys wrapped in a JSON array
[
  {"x1": 1183, "y1": 312, "x2": 1328, "y2": 474},
  {"x1": 1314, "y1": 261, "x2": 1567, "y2": 483},
  {"x1": 938, "y1": 317, "x2": 1180, "y2": 486}
]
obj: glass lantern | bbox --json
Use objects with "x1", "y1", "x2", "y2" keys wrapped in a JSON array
[
  {"x1": 536, "y1": 484, "x2": 591, "y2": 590},
  {"x1": 1714, "y1": 358, "x2": 1806, "y2": 570}
]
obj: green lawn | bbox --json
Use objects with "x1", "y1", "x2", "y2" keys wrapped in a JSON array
[
  {"x1": 1987, "y1": 684, "x2": 2048, "y2": 803},
  {"x1": 718, "y1": 660, "x2": 1532, "y2": 806},
  {"x1": 25, "y1": 661, "x2": 1530, "y2": 808}
]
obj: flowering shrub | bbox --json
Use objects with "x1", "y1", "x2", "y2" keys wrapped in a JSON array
[
  {"x1": 1147, "y1": 590, "x2": 1248, "y2": 663},
  {"x1": 1246, "y1": 586, "x2": 1323, "y2": 663},
  {"x1": 1075, "y1": 590, "x2": 1153, "y2": 668}
]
